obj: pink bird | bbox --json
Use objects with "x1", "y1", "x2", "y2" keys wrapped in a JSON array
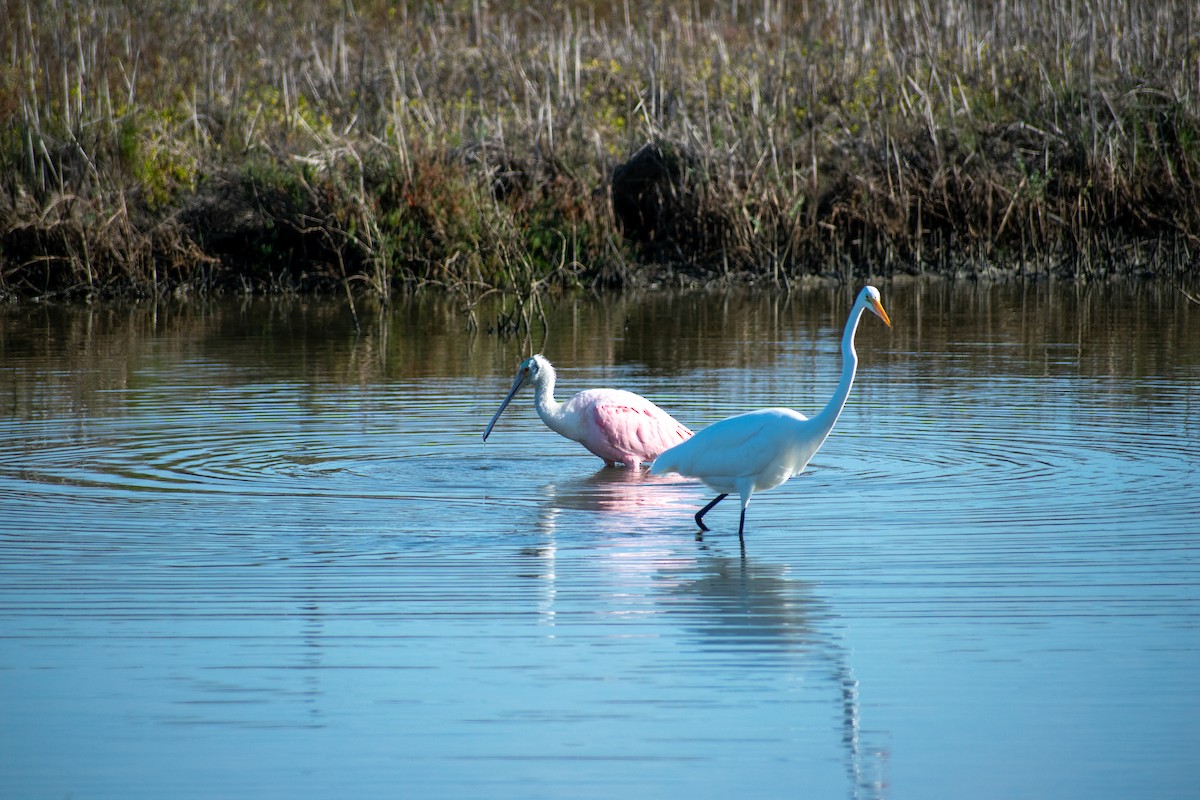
[{"x1": 483, "y1": 354, "x2": 693, "y2": 467}]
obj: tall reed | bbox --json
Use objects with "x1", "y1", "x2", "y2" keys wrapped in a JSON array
[{"x1": 1, "y1": 0, "x2": 1196, "y2": 298}]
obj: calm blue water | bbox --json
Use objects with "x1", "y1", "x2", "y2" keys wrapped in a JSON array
[{"x1": 1, "y1": 282, "x2": 1197, "y2": 799}]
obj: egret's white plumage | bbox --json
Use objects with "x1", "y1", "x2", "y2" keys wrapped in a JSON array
[
  {"x1": 483, "y1": 354, "x2": 692, "y2": 467},
  {"x1": 651, "y1": 286, "x2": 892, "y2": 538}
]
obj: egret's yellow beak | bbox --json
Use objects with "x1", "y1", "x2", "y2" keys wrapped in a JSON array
[{"x1": 871, "y1": 297, "x2": 892, "y2": 328}]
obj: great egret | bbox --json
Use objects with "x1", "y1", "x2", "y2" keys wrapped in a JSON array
[
  {"x1": 483, "y1": 354, "x2": 693, "y2": 467},
  {"x1": 651, "y1": 286, "x2": 892, "y2": 538}
]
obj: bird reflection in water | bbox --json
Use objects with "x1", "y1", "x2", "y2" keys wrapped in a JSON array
[
  {"x1": 524, "y1": 467, "x2": 697, "y2": 625},
  {"x1": 542, "y1": 464, "x2": 696, "y2": 516},
  {"x1": 658, "y1": 552, "x2": 888, "y2": 799},
  {"x1": 520, "y1": 469, "x2": 889, "y2": 798}
]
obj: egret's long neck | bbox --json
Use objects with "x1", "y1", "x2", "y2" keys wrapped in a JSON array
[{"x1": 812, "y1": 303, "x2": 865, "y2": 436}]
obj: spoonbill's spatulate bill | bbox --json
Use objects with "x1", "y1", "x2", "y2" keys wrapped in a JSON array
[
  {"x1": 652, "y1": 286, "x2": 892, "y2": 538},
  {"x1": 483, "y1": 354, "x2": 693, "y2": 467}
]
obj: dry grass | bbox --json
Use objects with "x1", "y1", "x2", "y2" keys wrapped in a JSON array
[{"x1": 1, "y1": 0, "x2": 1197, "y2": 299}]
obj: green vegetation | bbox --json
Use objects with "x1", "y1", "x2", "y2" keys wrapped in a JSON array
[{"x1": 1, "y1": 0, "x2": 1197, "y2": 299}]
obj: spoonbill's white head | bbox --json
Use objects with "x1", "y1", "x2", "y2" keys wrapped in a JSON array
[{"x1": 482, "y1": 354, "x2": 554, "y2": 441}]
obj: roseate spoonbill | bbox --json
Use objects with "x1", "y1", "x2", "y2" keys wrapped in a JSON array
[
  {"x1": 483, "y1": 354, "x2": 692, "y2": 467},
  {"x1": 652, "y1": 286, "x2": 892, "y2": 539}
]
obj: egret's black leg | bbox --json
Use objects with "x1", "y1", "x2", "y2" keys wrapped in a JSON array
[
  {"x1": 694, "y1": 493, "x2": 728, "y2": 531},
  {"x1": 737, "y1": 506, "x2": 747, "y2": 540}
]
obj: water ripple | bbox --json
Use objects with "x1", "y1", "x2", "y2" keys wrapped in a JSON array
[
  {"x1": 2, "y1": 287, "x2": 1199, "y2": 800},
  {"x1": 834, "y1": 377, "x2": 1198, "y2": 533}
]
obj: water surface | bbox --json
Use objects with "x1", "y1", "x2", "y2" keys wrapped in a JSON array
[{"x1": 1, "y1": 282, "x2": 1197, "y2": 799}]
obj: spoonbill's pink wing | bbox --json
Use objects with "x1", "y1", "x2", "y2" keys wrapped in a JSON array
[{"x1": 580, "y1": 390, "x2": 692, "y2": 465}]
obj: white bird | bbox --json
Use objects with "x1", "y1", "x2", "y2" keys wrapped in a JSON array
[
  {"x1": 483, "y1": 354, "x2": 692, "y2": 467},
  {"x1": 651, "y1": 286, "x2": 892, "y2": 539}
]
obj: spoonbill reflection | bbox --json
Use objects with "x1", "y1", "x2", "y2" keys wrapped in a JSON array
[
  {"x1": 484, "y1": 354, "x2": 692, "y2": 467},
  {"x1": 652, "y1": 286, "x2": 892, "y2": 539}
]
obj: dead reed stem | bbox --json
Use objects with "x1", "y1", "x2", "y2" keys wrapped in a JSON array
[{"x1": 0, "y1": 0, "x2": 1197, "y2": 299}]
